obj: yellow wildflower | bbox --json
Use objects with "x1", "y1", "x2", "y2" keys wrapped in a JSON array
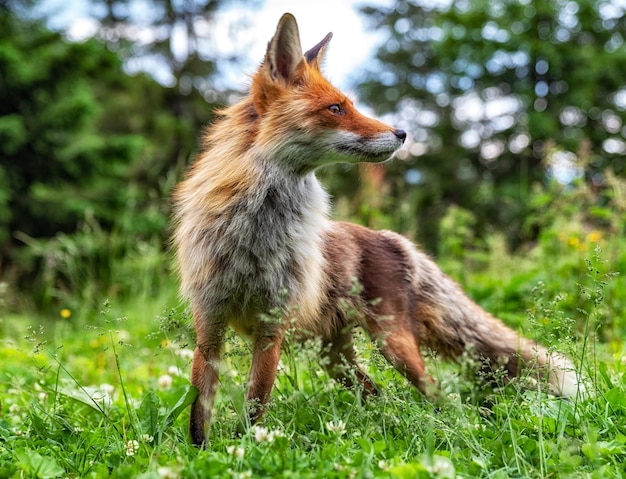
[
  {"x1": 567, "y1": 237, "x2": 580, "y2": 248},
  {"x1": 60, "y1": 308, "x2": 72, "y2": 319},
  {"x1": 586, "y1": 230, "x2": 602, "y2": 243}
]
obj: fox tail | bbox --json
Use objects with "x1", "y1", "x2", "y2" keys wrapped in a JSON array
[{"x1": 398, "y1": 233, "x2": 585, "y2": 398}]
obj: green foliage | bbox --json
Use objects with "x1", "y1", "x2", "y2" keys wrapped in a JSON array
[
  {"x1": 0, "y1": 279, "x2": 624, "y2": 477},
  {"x1": 1, "y1": 13, "x2": 132, "y2": 237},
  {"x1": 358, "y1": 0, "x2": 626, "y2": 251},
  {"x1": 0, "y1": 4, "x2": 624, "y2": 474},
  {"x1": 0, "y1": 166, "x2": 625, "y2": 477},
  {"x1": 0, "y1": 11, "x2": 218, "y2": 308}
]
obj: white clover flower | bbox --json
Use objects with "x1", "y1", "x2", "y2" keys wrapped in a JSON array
[
  {"x1": 176, "y1": 348, "x2": 195, "y2": 361},
  {"x1": 158, "y1": 374, "x2": 173, "y2": 389},
  {"x1": 157, "y1": 466, "x2": 180, "y2": 479},
  {"x1": 251, "y1": 425, "x2": 285, "y2": 443},
  {"x1": 100, "y1": 383, "x2": 115, "y2": 396},
  {"x1": 428, "y1": 456, "x2": 455, "y2": 476},
  {"x1": 253, "y1": 425, "x2": 269, "y2": 443},
  {"x1": 126, "y1": 439, "x2": 140, "y2": 456},
  {"x1": 168, "y1": 365, "x2": 181, "y2": 376},
  {"x1": 226, "y1": 445, "x2": 245, "y2": 459},
  {"x1": 326, "y1": 420, "x2": 346, "y2": 435},
  {"x1": 268, "y1": 429, "x2": 285, "y2": 442},
  {"x1": 90, "y1": 389, "x2": 113, "y2": 409},
  {"x1": 141, "y1": 434, "x2": 154, "y2": 443}
]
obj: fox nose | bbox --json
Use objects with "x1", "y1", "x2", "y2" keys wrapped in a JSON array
[{"x1": 394, "y1": 129, "x2": 407, "y2": 143}]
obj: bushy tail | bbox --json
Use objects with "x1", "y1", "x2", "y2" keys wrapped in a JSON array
[
  {"x1": 448, "y1": 299, "x2": 584, "y2": 398},
  {"x1": 407, "y1": 245, "x2": 584, "y2": 398},
  {"x1": 515, "y1": 337, "x2": 583, "y2": 398}
]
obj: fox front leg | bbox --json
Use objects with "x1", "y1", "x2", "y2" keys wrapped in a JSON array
[
  {"x1": 245, "y1": 331, "x2": 285, "y2": 425},
  {"x1": 189, "y1": 309, "x2": 226, "y2": 446}
]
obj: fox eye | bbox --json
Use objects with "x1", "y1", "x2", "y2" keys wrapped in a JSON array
[{"x1": 328, "y1": 104, "x2": 345, "y2": 115}]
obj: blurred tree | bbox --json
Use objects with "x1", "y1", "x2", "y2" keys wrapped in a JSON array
[
  {"x1": 0, "y1": 0, "x2": 254, "y2": 307},
  {"x1": 0, "y1": 10, "x2": 218, "y2": 301},
  {"x1": 83, "y1": 0, "x2": 257, "y2": 111},
  {"x1": 358, "y1": 0, "x2": 626, "y2": 251}
]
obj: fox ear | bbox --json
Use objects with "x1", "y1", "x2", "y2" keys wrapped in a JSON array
[
  {"x1": 304, "y1": 32, "x2": 333, "y2": 69},
  {"x1": 264, "y1": 13, "x2": 305, "y2": 83}
]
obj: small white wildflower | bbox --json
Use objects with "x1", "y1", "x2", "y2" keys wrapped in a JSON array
[
  {"x1": 428, "y1": 456, "x2": 455, "y2": 476},
  {"x1": 158, "y1": 374, "x2": 173, "y2": 389},
  {"x1": 100, "y1": 383, "x2": 115, "y2": 396},
  {"x1": 91, "y1": 389, "x2": 113, "y2": 409},
  {"x1": 448, "y1": 392, "x2": 460, "y2": 401},
  {"x1": 326, "y1": 420, "x2": 346, "y2": 435},
  {"x1": 38, "y1": 392, "x2": 48, "y2": 402},
  {"x1": 168, "y1": 365, "x2": 180, "y2": 376},
  {"x1": 125, "y1": 439, "x2": 140, "y2": 456},
  {"x1": 226, "y1": 445, "x2": 245, "y2": 459},
  {"x1": 253, "y1": 425, "x2": 269, "y2": 443},
  {"x1": 268, "y1": 429, "x2": 285, "y2": 442},
  {"x1": 141, "y1": 434, "x2": 154, "y2": 443},
  {"x1": 157, "y1": 466, "x2": 180, "y2": 479},
  {"x1": 176, "y1": 348, "x2": 195, "y2": 361}
]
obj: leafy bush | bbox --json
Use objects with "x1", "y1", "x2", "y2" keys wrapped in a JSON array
[{"x1": 0, "y1": 12, "x2": 216, "y2": 310}]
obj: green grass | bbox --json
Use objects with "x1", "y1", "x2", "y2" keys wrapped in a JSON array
[
  {"x1": 2, "y1": 177, "x2": 626, "y2": 478},
  {"x1": 2, "y1": 251, "x2": 626, "y2": 479}
]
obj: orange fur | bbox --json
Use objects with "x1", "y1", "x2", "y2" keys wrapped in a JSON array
[{"x1": 172, "y1": 13, "x2": 582, "y2": 446}]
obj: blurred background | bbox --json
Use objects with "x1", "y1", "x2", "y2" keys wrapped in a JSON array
[{"x1": 1, "y1": 0, "x2": 625, "y2": 333}]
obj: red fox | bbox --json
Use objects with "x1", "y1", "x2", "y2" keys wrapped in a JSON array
[{"x1": 172, "y1": 13, "x2": 582, "y2": 445}]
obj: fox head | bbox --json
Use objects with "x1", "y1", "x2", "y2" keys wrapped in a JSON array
[{"x1": 250, "y1": 13, "x2": 406, "y2": 173}]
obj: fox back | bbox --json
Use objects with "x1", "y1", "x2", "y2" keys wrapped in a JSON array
[{"x1": 172, "y1": 13, "x2": 581, "y2": 446}]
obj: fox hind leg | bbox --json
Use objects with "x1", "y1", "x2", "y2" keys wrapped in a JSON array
[
  {"x1": 372, "y1": 324, "x2": 437, "y2": 399},
  {"x1": 321, "y1": 326, "x2": 378, "y2": 396}
]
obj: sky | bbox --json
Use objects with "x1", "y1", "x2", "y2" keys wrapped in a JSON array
[{"x1": 215, "y1": 0, "x2": 393, "y2": 91}]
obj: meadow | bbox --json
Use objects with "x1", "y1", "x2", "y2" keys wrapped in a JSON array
[{"x1": 1, "y1": 176, "x2": 626, "y2": 479}]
